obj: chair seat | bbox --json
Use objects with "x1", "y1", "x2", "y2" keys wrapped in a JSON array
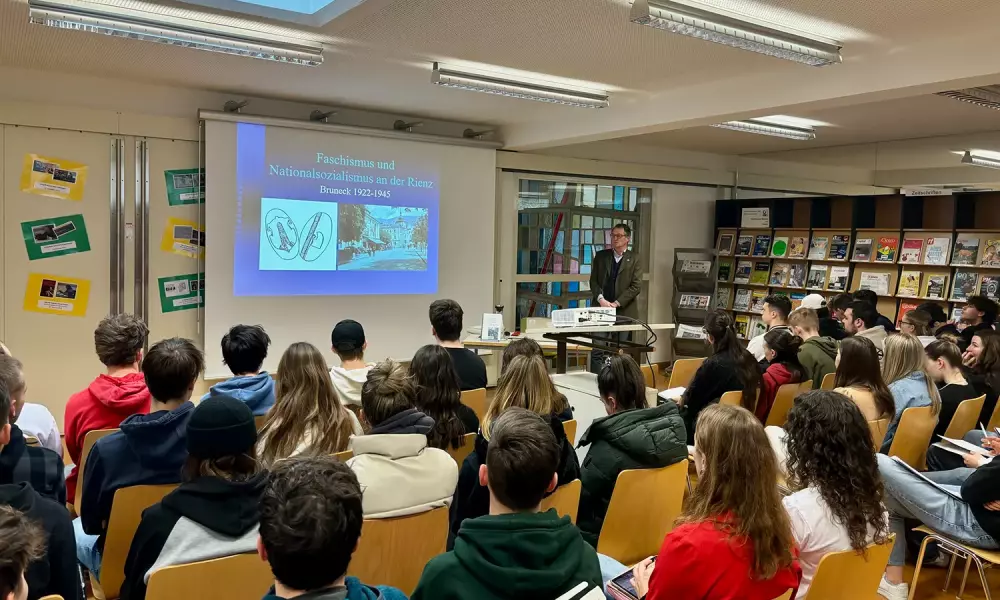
[{"x1": 913, "y1": 525, "x2": 1000, "y2": 563}]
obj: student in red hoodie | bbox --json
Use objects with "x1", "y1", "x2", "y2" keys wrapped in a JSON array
[
  {"x1": 64, "y1": 314, "x2": 151, "y2": 500},
  {"x1": 756, "y1": 329, "x2": 805, "y2": 422}
]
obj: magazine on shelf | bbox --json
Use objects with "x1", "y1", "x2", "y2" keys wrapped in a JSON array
[
  {"x1": 830, "y1": 235, "x2": 850, "y2": 260},
  {"x1": 923, "y1": 237, "x2": 951, "y2": 266},
  {"x1": 680, "y1": 260, "x2": 712, "y2": 274},
  {"x1": 717, "y1": 258, "x2": 733, "y2": 282},
  {"x1": 807, "y1": 236, "x2": 829, "y2": 260},
  {"x1": 787, "y1": 236, "x2": 807, "y2": 259},
  {"x1": 897, "y1": 301, "x2": 919, "y2": 328},
  {"x1": 733, "y1": 288, "x2": 752, "y2": 311},
  {"x1": 771, "y1": 237, "x2": 789, "y2": 258},
  {"x1": 789, "y1": 292, "x2": 806, "y2": 310},
  {"x1": 769, "y1": 263, "x2": 790, "y2": 287},
  {"x1": 952, "y1": 271, "x2": 979, "y2": 301},
  {"x1": 734, "y1": 260, "x2": 753, "y2": 284},
  {"x1": 953, "y1": 235, "x2": 980, "y2": 266},
  {"x1": 750, "y1": 290, "x2": 767, "y2": 313},
  {"x1": 734, "y1": 315, "x2": 750, "y2": 338},
  {"x1": 735, "y1": 235, "x2": 753, "y2": 256},
  {"x1": 787, "y1": 264, "x2": 806, "y2": 288},
  {"x1": 752, "y1": 234, "x2": 772, "y2": 257},
  {"x1": 748, "y1": 316, "x2": 766, "y2": 338},
  {"x1": 852, "y1": 238, "x2": 873, "y2": 262},
  {"x1": 859, "y1": 272, "x2": 890, "y2": 296},
  {"x1": 897, "y1": 270, "x2": 921, "y2": 297},
  {"x1": 679, "y1": 294, "x2": 712, "y2": 309},
  {"x1": 676, "y1": 324, "x2": 708, "y2": 340},
  {"x1": 899, "y1": 238, "x2": 924, "y2": 264},
  {"x1": 716, "y1": 287, "x2": 732, "y2": 309},
  {"x1": 827, "y1": 266, "x2": 850, "y2": 291},
  {"x1": 982, "y1": 239, "x2": 1000, "y2": 267},
  {"x1": 806, "y1": 265, "x2": 828, "y2": 289},
  {"x1": 751, "y1": 261, "x2": 771, "y2": 285},
  {"x1": 875, "y1": 236, "x2": 899, "y2": 263},
  {"x1": 924, "y1": 274, "x2": 948, "y2": 300},
  {"x1": 716, "y1": 232, "x2": 735, "y2": 256},
  {"x1": 980, "y1": 275, "x2": 1000, "y2": 302}
]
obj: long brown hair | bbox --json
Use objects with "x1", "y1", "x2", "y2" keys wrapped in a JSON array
[
  {"x1": 259, "y1": 342, "x2": 354, "y2": 465},
  {"x1": 834, "y1": 336, "x2": 895, "y2": 419},
  {"x1": 482, "y1": 355, "x2": 554, "y2": 440},
  {"x1": 682, "y1": 404, "x2": 796, "y2": 580},
  {"x1": 409, "y1": 345, "x2": 466, "y2": 450},
  {"x1": 972, "y1": 330, "x2": 1000, "y2": 392}
]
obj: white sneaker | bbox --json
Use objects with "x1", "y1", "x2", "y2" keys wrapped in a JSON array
[{"x1": 878, "y1": 575, "x2": 910, "y2": 600}]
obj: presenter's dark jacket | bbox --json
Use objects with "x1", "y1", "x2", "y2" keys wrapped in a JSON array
[{"x1": 589, "y1": 249, "x2": 642, "y2": 320}]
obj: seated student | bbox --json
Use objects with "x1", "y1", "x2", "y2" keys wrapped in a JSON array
[
  {"x1": 781, "y1": 391, "x2": 889, "y2": 598},
  {"x1": 75, "y1": 337, "x2": 203, "y2": 581},
  {"x1": 577, "y1": 355, "x2": 686, "y2": 546},
  {"x1": 925, "y1": 340, "x2": 979, "y2": 439},
  {"x1": 329, "y1": 319, "x2": 373, "y2": 409},
  {"x1": 877, "y1": 450, "x2": 1000, "y2": 600},
  {"x1": 917, "y1": 302, "x2": 951, "y2": 335},
  {"x1": 0, "y1": 355, "x2": 65, "y2": 504},
  {"x1": 0, "y1": 385, "x2": 80, "y2": 600},
  {"x1": 0, "y1": 505, "x2": 45, "y2": 600},
  {"x1": 676, "y1": 310, "x2": 760, "y2": 444},
  {"x1": 501, "y1": 338, "x2": 573, "y2": 420},
  {"x1": 842, "y1": 301, "x2": 888, "y2": 359},
  {"x1": 429, "y1": 299, "x2": 486, "y2": 391},
  {"x1": 823, "y1": 293, "x2": 853, "y2": 341},
  {"x1": 747, "y1": 294, "x2": 792, "y2": 363},
  {"x1": 257, "y1": 342, "x2": 362, "y2": 466},
  {"x1": 348, "y1": 361, "x2": 458, "y2": 518},
  {"x1": 958, "y1": 295, "x2": 999, "y2": 351},
  {"x1": 258, "y1": 456, "x2": 407, "y2": 600},
  {"x1": 414, "y1": 408, "x2": 602, "y2": 600},
  {"x1": 963, "y1": 329, "x2": 1000, "y2": 425},
  {"x1": 900, "y1": 309, "x2": 935, "y2": 346},
  {"x1": 831, "y1": 336, "x2": 894, "y2": 424},
  {"x1": 880, "y1": 333, "x2": 942, "y2": 453},
  {"x1": 757, "y1": 329, "x2": 805, "y2": 422},
  {"x1": 120, "y1": 396, "x2": 265, "y2": 600},
  {"x1": 409, "y1": 345, "x2": 479, "y2": 449},
  {"x1": 65, "y1": 313, "x2": 152, "y2": 501},
  {"x1": 853, "y1": 289, "x2": 896, "y2": 333},
  {"x1": 201, "y1": 325, "x2": 275, "y2": 416},
  {"x1": 788, "y1": 307, "x2": 837, "y2": 389},
  {"x1": 0, "y1": 344, "x2": 61, "y2": 455},
  {"x1": 448, "y1": 355, "x2": 580, "y2": 549},
  {"x1": 627, "y1": 404, "x2": 802, "y2": 599}
]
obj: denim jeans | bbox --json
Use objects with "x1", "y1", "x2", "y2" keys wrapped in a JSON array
[
  {"x1": 876, "y1": 453, "x2": 998, "y2": 567},
  {"x1": 72, "y1": 517, "x2": 102, "y2": 581},
  {"x1": 927, "y1": 430, "x2": 989, "y2": 472},
  {"x1": 597, "y1": 553, "x2": 629, "y2": 600}
]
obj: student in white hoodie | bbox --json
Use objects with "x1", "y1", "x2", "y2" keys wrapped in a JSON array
[
  {"x1": 842, "y1": 301, "x2": 887, "y2": 361},
  {"x1": 329, "y1": 320, "x2": 373, "y2": 409}
]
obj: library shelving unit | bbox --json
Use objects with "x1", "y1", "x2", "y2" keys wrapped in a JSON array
[{"x1": 671, "y1": 248, "x2": 718, "y2": 358}]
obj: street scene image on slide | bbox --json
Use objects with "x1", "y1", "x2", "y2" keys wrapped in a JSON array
[
  {"x1": 259, "y1": 197, "x2": 339, "y2": 271},
  {"x1": 337, "y1": 204, "x2": 429, "y2": 271}
]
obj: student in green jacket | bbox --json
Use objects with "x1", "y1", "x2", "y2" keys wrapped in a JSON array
[
  {"x1": 789, "y1": 307, "x2": 838, "y2": 389},
  {"x1": 577, "y1": 355, "x2": 687, "y2": 546},
  {"x1": 412, "y1": 407, "x2": 602, "y2": 600}
]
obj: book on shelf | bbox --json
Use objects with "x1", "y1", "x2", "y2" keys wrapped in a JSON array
[
  {"x1": 771, "y1": 237, "x2": 789, "y2": 258},
  {"x1": 897, "y1": 301, "x2": 919, "y2": 327},
  {"x1": 980, "y1": 275, "x2": 1000, "y2": 302},
  {"x1": 748, "y1": 315, "x2": 766, "y2": 338},
  {"x1": 830, "y1": 235, "x2": 850, "y2": 260},
  {"x1": 716, "y1": 232, "x2": 735, "y2": 256},
  {"x1": 806, "y1": 265, "x2": 828, "y2": 289},
  {"x1": 717, "y1": 258, "x2": 733, "y2": 282},
  {"x1": 924, "y1": 274, "x2": 948, "y2": 300},
  {"x1": 859, "y1": 272, "x2": 891, "y2": 296},
  {"x1": 897, "y1": 270, "x2": 921, "y2": 297},
  {"x1": 852, "y1": 238, "x2": 873, "y2": 262},
  {"x1": 875, "y1": 236, "x2": 899, "y2": 263},
  {"x1": 787, "y1": 236, "x2": 807, "y2": 259},
  {"x1": 735, "y1": 235, "x2": 753, "y2": 256},
  {"x1": 952, "y1": 235, "x2": 980, "y2": 266},
  {"x1": 750, "y1": 290, "x2": 767, "y2": 313},
  {"x1": 734, "y1": 315, "x2": 750, "y2": 339},
  {"x1": 680, "y1": 259, "x2": 712, "y2": 274},
  {"x1": 789, "y1": 292, "x2": 807, "y2": 310},
  {"x1": 827, "y1": 266, "x2": 850, "y2": 291},
  {"x1": 769, "y1": 263, "x2": 790, "y2": 287},
  {"x1": 734, "y1": 260, "x2": 752, "y2": 284},
  {"x1": 951, "y1": 271, "x2": 979, "y2": 301},
  {"x1": 787, "y1": 264, "x2": 806, "y2": 288},
  {"x1": 679, "y1": 294, "x2": 712, "y2": 309},
  {"x1": 981, "y1": 239, "x2": 1000, "y2": 267},
  {"x1": 716, "y1": 287, "x2": 732, "y2": 310},
  {"x1": 899, "y1": 238, "x2": 924, "y2": 264},
  {"x1": 752, "y1": 234, "x2": 772, "y2": 257},
  {"x1": 751, "y1": 261, "x2": 771, "y2": 285},
  {"x1": 807, "y1": 236, "x2": 828, "y2": 260},
  {"x1": 733, "y1": 288, "x2": 752, "y2": 311},
  {"x1": 923, "y1": 237, "x2": 951, "y2": 266}
]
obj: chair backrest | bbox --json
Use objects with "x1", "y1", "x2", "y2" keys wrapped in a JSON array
[
  {"x1": 461, "y1": 388, "x2": 488, "y2": 422},
  {"x1": 563, "y1": 419, "x2": 578, "y2": 446},
  {"x1": 667, "y1": 358, "x2": 705, "y2": 390},
  {"x1": 868, "y1": 418, "x2": 890, "y2": 449},
  {"x1": 334, "y1": 449, "x2": 353, "y2": 462},
  {"x1": 640, "y1": 364, "x2": 656, "y2": 389},
  {"x1": 539, "y1": 479, "x2": 582, "y2": 524},
  {"x1": 820, "y1": 372, "x2": 836, "y2": 390},
  {"x1": 145, "y1": 554, "x2": 272, "y2": 600},
  {"x1": 38, "y1": 596, "x2": 64, "y2": 600},
  {"x1": 348, "y1": 505, "x2": 449, "y2": 596},
  {"x1": 253, "y1": 414, "x2": 268, "y2": 431},
  {"x1": 597, "y1": 460, "x2": 688, "y2": 565},
  {"x1": 887, "y1": 406, "x2": 937, "y2": 469},
  {"x1": 764, "y1": 383, "x2": 801, "y2": 427},
  {"x1": 806, "y1": 536, "x2": 894, "y2": 599},
  {"x1": 772, "y1": 591, "x2": 794, "y2": 600},
  {"x1": 97, "y1": 484, "x2": 178, "y2": 599},
  {"x1": 798, "y1": 380, "x2": 813, "y2": 394},
  {"x1": 943, "y1": 394, "x2": 987, "y2": 439},
  {"x1": 444, "y1": 432, "x2": 476, "y2": 466},
  {"x1": 990, "y1": 396, "x2": 1000, "y2": 431},
  {"x1": 73, "y1": 428, "x2": 119, "y2": 512},
  {"x1": 719, "y1": 388, "x2": 759, "y2": 411}
]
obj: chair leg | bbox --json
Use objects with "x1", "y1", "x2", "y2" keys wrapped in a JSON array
[
  {"x1": 943, "y1": 551, "x2": 957, "y2": 590},
  {"x1": 974, "y1": 556, "x2": 992, "y2": 600},
  {"x1": 957, "y1": 555, "x2": 972, "y2": 598},
  {"x1": 908, "y1": 535, "x2": 934, "y2": 600}
]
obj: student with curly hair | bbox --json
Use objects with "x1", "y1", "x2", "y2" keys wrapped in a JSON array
[{"x1": 782, "y1": 391, "x2": 889, "y2": 598}]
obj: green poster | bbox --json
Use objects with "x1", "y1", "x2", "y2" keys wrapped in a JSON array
[
  {"x1": 20, "y1": 214, "x2": 91, "y2": 260},
  {"x1": 158, "y1": 273, "x2": 204, "y2": 313},
  {"x1": 164, "y1": 168, "x2": 204, "y2": 206}
]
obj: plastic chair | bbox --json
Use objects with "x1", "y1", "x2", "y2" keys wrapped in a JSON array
[
  {"x1": 91, "y1": 484, "x2": 178, "y2": 600},
  {"x1": 805, "y1": 536, "x2": 894, "y2": 599},
  {"x1": 539, "y1": 479, "x2": 582, "y2": 523},
  {"x1": 820, "y1": 372, "x2": 836, "y2": 390},
  {"x1": 145, "y1": 554, "x2": 272, "y2": 600},
  {"x1": 73, "y1": 428, "x2": 118, "y2": 514},
  {"x1": 911, "y1": 525, "x2": 1000, "y2": 600},
  {"x1": 943, "y1": 394, "x2": 987, "y2": 439},
  {"x1": 868, "y1": 418, "x2": 889, "y2": 450},
  {"x1": 444, "y1": 432, "x2": 476, "y2": 466},
  {"x1": 348, "y1": 505, "x2": 449, "y2": 596},
  {"x1": 461, "y1": 388, "x2": 488, "y2": 422},
  {"x1": 764, "y1": 383, "x2": 802, "y2": 427},
  {"x1": 563, "y1": 419, "x2": 578, "y2": 446},
  {"x1": 334, "y1": 449, "x2": 353, "y2": 462},
  {"x1": 596, "y1": 460, "x2": 688, "y2": 565},
  {"x1": 667, "y1": 358, "x2": 705, "y2": 390},
  {"x1": 887, "y1": 406, "x2": 937, "y2": 470}
]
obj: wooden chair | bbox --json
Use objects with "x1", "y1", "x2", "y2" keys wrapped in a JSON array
[
  {"x1": 943, "y1": 394, "x2": 987, "y2": 439},
  {"x1": 820, "y1": 372, "x2": 836, "y2": 390},
  {"x1": 91, "y1": 484, "x2": 178, "y2": 600},
  {"x1": 868, "y1": 418, "x2": 889, "y2": 450},
  {"x1": 911, "y1": 525, "x2": 1000, "y2": 600},
  {"x1": 719, "y1": 388, "x2": 759, "y2": 412},
  {"x1": 988, "y1": 398, "x2": 1000, "y2": 431},
  {"x1": 887, "y1": 406, "x2": 937, "y2": 469},
  {"x1": 798, "y1": 380, "x2": 813, "y2": 394},
  {"x1": 764, "y1": 383, "x2": 801, "y2": 427},
  {"x1": 445, "y1": 432, "x2": 476, "y2": 466},
  {"x1": 597, "y1": 460, "x2": 688, "y2": 565},
  {"x1": 38, "y1": 596, "x2": 64, "y2": 600},
  {"x1": 145, "y1": 554, "x2": 272, "y2": 600},
  {"x1": 539, "y1": 479, "x2": 582, "y2": 523},
  {"x1": 461, "y1": 388, "x2": 488, "y2": 422},
  {"x1": 667, "y1": 358, "x2": 704, "y2": 390},
  {"x1": 772, "y1": 592, "x2": 793, "y2": 600},
  {"x1": 348, "y1": 505, "x2": 449, "y2": 596},
  {"x1": 805, "y1": 536, "x2": 894, "y2": 599},
  {"x1": 640, "y1": 364, "x2": 657, "y2": 389},
  {"x1": 563, "y1": 419, "x2": 578, "y2": 445},
  {"x1": 73, "y1": 428, "x2": 118, "y2": 514},
  {"x1": 334, "y1": 449, "x2": 353, "y2": 462}
]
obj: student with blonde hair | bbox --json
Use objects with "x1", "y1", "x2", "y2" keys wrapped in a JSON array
[
  {"x1": 879, "y1": 333, "x2": 941, "y2": 453},
  {"x1": 446, "y1": 354, "x2": 580, "y2": 549},
  {"x1": 257, "y1": 342, "x2": 362, "y2": 466}
]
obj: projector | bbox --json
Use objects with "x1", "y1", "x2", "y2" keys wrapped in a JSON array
[{"x1": 551, "y1": 307, "x2": 617, "y2": 328}]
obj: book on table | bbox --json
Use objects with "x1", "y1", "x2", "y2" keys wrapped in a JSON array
[{"x1": 899, "y1": 238, "x2": 924, "y2": 264}]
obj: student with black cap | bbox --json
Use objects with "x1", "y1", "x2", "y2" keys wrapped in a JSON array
[
  {"x1": 330, "y1": 319, "x2": 373, "y2": 409},
  {"x1": 120, "y1": 396, "x2": 267, "y2": 600}
]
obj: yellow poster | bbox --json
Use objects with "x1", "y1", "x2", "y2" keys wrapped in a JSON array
[
  {"x1": 160, "y1": 217, "x2": 205, "y2": 259},
  {"x1": 23, "y1": 273, "x2": 91, "y2": 317},
  {"x1": 20, "y1": 154, "x2": 88, "y2": 201}
]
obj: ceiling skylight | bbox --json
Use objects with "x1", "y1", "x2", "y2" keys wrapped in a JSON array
[{"x1": 177, "y1": 0, "x2": 364, "y2": 26}]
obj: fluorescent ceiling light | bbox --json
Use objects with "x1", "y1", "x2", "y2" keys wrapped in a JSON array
[
  {"x1": 937, "y1": 86, "x2": 1000, "y2": 111},
  {"x1": 711, "y1": 119, "x2": 816, "y2": 140},
  {"x1": 28, "y1": 0, "x2": 324, "y2": 66},
  {"x1": 629, "y1": 0, "x2": 842, "y2": 67},
  {"x1": 431, "y1": 63, "x2": 609, "y2": 109},
  {"x1": 961, "y1": 151, "x2": 1000, "y2": 170}
]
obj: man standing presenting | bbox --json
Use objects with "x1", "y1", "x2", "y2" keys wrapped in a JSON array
[{"x1": 589, "y1": 224, "x2": 642, "y2": 371}]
